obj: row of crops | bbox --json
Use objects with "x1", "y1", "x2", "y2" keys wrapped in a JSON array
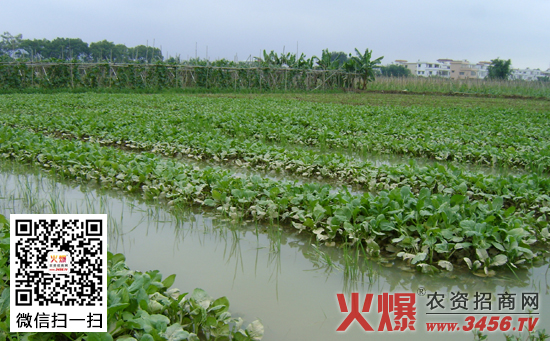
[
  {"x1": 0, "y1": 93, "x2": 549, "y2": 276},
  {"x1": 2, "y1": 94, "x2": 548, "y2": 172}
]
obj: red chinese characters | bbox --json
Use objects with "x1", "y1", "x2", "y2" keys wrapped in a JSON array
[{"x1": 337, "y1": 292, "x2": 416, "y2": 332}]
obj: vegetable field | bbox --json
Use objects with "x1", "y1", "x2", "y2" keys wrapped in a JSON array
[{"x1": 1, "y1": 93, "x2": 548, "y2": 276}]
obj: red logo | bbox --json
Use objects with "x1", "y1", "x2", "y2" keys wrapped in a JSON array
[{"x1": 337, "y1": 293, "x2": 416, "y2": 332}]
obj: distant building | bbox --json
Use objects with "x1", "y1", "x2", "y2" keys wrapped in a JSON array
[
  {"x1": 394, "y1": 60, "x2": 450, "y2": 77},
  {"x1": 394, "y1": 59, "x2": 547, "y2": 81},
  {"x1": 475, "y1": 61, "x2": 491, "y2": 79},
  {"x1": 511, "y1": 68, "x2": 543, "y2": 81},
  {"x1": 448, "y1": 60, "x2": 480, "y2": 80}
]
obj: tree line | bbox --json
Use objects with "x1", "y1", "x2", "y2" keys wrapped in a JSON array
[
  {"x1": 0, "y1": 32, "x2": 163, "y2": 63},
  {"x1": 0, "y1": 32, "x2": 418, "y2": 78}
]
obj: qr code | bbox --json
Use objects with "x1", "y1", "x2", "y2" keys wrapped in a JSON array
[{"x1": 10, "y1": 214, "x2": 107, "y2": 332}]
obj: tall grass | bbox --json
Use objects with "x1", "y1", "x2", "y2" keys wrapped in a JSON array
[{"x1": 369, "y1": 76, "x2": 550, "y2": 99}]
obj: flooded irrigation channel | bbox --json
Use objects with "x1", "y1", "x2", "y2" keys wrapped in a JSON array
[{"x1": 1, "y1": 161, "x2": 548, "y2": 340}]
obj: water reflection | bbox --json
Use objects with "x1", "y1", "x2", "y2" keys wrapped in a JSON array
[{"x1": 1, "y1": 160, "x2": 548, "y2": 340}]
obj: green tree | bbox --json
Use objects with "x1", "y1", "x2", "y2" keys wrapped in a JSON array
[
  {"x1": 47, "y1": 38, "x2": 89, "y2": 60},
  {"x1": 113, "y1": 44, "x2": 130, "y2": 62},
  {"x1": 487, "y1": 58, "x2": 512, "y2": 80},
  {"x1": 19, "y1": 38, "x2": 51, "y2": 60},
  {"x1": 89, "y1": 40, "x2": 117, "y2": 62},
  {"x1": 0, "y1": 32, "x2": 23, "y2": 59},
  {"x1": 127, "y1": 44, "x2": 163, "y2": 63},
  {"x1": 380, "y1": 64, "x2": 411, "y2": 77}
]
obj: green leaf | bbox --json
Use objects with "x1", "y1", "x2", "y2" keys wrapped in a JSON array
[
  {"x1": 450, "y1": 194, "x2": 465, "y2": 205},
  {"x1": 187, "y1": 334, "x2": 200, "y2": 341},
  {"x1": 419, "y1": 210, "x2": 432, "y2": 217},
  {"x1": 411, "y1": 252, "x2": 427, "y2": 264},
  {"x1": 87, "y1": 333, "x2": 114, "y2": 341},
  {"x1": 203, "y1": 199, "x2": 216, "y2": 207},
  {"x1": 162, "y1": 274, "x2": 176, "y2": 289},
  {"x1": 161, "y1": 323, "x2": 190, "y2": 341},
  {"x1": 503, "y1": 206, "x2": 515, "y2": 217},
  {"x1": 115, "y1": 337, "x2": 138, "y2": 341},
  {"x1": 476, "y1": 248, "x2": 489, "y2": 262},
  {"x1": 459, "y1": 220, "x2": 476, "y2": 230},
  {"x1": 418, "y1": 187, "x2": 431, "y2": 200},
  {"x1": 0, "y1": 289, "x2": 9, "y2": 315},
  {"x1": 492, "y1": 196, "x2": 503, "y2": 211},
  {"x1": 508, "y1": 228, "x2": 528, "y2": 239},
  {"x1": 189, "y1": 288, "x2": 212, "y2": 309},
  {"x1": 128, "y1": 273, "x2": 151, "y2": 293},
  {"x1": 313, "y1": 203, "x2": 326, "y2": 221},
  {"x1": 490, "y1": 241, "x2": 505, "y2": 251},
  {"x1": 490, "y1": 254, "x2": 508, "y2": 267},
  {"x1": 137, "y1": 287, "x2": 149, "y2": 310},
  {"x1": 454, "y1": 242, "x2": 472, "y2": 250},
  {"x1": 212, "y1": 190, "x2": 222, "y2": 201},
  {"x1": 210, "y1": 296, "x2": 230, "y2": 314},
  {"x1": 455, "y1": 182, "x2": 468, "y2": 194},
  {"x1": 139, "y1": 334, "x2": 154, "y2": 341},
  {"x1": 440, "y1": 229, "x2": 454, "y2": 240},
  {"x1": 149, "y1": 314, "x2": 170, "y2": 332},
  {"x1": 400, "y1": 186, "x2": 411, "y2": 199},
  {"x1": 107, "y1": 303, "x2": 129, "y2": 317}
]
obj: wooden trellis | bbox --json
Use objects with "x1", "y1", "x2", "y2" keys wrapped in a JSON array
[{"x1": 0, "y1": 62, "x2": 364, "y2": 90}]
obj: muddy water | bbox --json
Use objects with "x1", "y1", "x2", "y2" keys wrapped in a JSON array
[{"x1": 1, "y1": 161, "x2": 548, "y2": 340}]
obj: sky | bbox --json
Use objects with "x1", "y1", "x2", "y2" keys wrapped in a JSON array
[{"x1": 1, "y1": 0, "x2": 549, "y2": 70}]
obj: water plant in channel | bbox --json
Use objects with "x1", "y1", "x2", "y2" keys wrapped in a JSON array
[
  {"x1": 1, "y1": 125, "x2": 548, "y2": 275},
  {"x1": 1, "y1": 161, "x2": 546, "y2": 311}
]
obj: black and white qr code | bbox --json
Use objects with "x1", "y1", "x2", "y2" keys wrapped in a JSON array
[{"x1": 10, "y1": 214, "x2": 107, "y2": 332}]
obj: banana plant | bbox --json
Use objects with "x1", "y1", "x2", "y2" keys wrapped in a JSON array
[
  {"x1": 280, "y1": 52, "x2": 314, "y2": 69},
  {"x1": 313, "y1": 49, "x2": 340, "y2": 70},
  {"x1": 350, "y1": 48, "x2": 383, "y2": 88},
  {"x1": 296, "y1": 53, "x2": 314, "y2": 69},
  {"x1": 281, "y1": 52, "x2": 296, "y2": 68},
  {"x1": 256, "y1": 50, "x2": 283, "y2": 67}
]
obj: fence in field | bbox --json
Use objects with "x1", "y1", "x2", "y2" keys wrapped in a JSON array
[
  {"x1": 1, "y1": 62, "x2": 548, "y2": 98},
  {"x1": 0, "y1": 62, "x2": 366, "y2": 90}
]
